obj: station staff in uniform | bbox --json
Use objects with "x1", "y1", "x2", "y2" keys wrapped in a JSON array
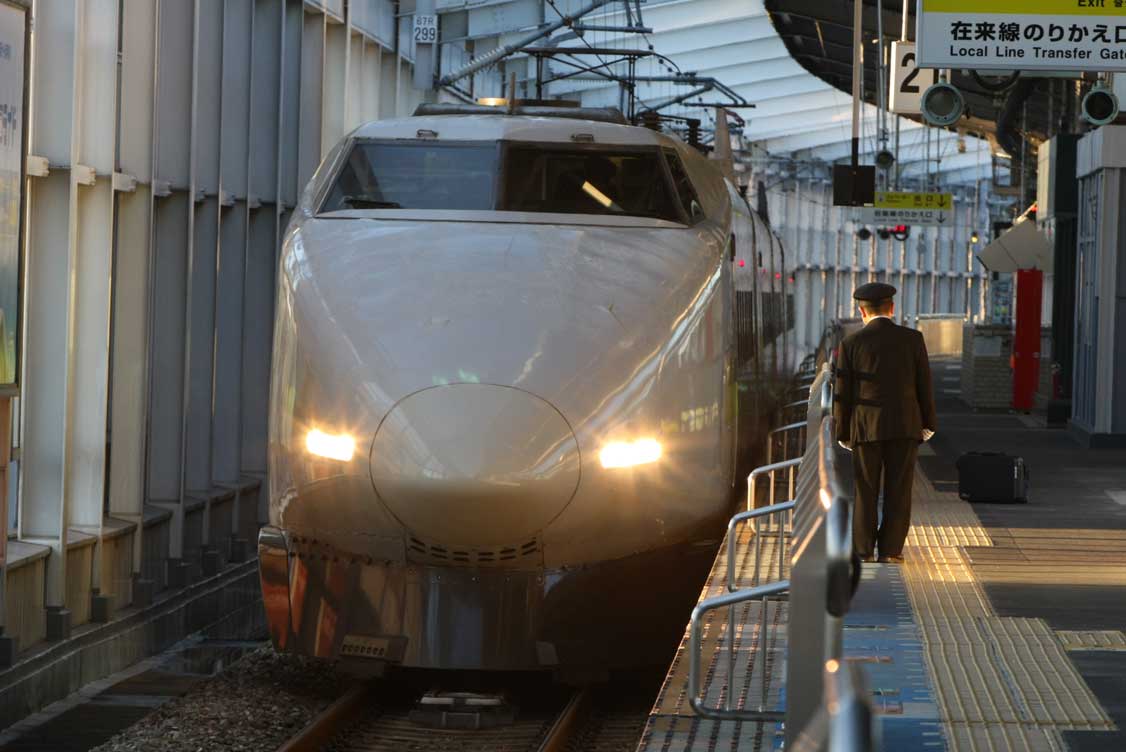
[{"x1": 833, "y1": 283, "x2": 937, "y2": 564}]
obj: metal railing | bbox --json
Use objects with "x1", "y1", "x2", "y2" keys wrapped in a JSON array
[
  {"x1": 726, "y1": 497, "x2": 795, "y2": 592},
  {"x1": 788, "y1": 660, "x2": 875, "y2": 752},
  {"x1": 767, "y1": 420, "x2": 807, "y2": 468},
  {"x1": 687, "y1": 580, "x2": 790, "y2": 722},
  {"x1": 687, "y1": 360, "x2": 869, "y2": 743},
  {"x1": 686, "y1": 371, "x2": 814, "y2": 723}
]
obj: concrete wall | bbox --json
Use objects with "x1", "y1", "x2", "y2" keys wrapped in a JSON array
[
  {"x1": 961, "y1": 325, "x2": 1014, "y2": 409},
  {"x1": 917, "y1": 316, "x2": 966, "y2": 357}
]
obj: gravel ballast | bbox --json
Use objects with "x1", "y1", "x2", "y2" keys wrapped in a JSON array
[{"x1": 90, "y1": 647, "x2": 346, "y2": 752}]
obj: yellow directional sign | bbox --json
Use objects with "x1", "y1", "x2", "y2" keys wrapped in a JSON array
[
  {"x1": 874, "y1": 191, "x2": 953, "y2": 210},
  {"x1": 861, "y1": 191, "x2": 955, "y2": 226}
]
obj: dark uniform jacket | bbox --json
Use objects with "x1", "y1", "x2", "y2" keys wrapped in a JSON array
[{"x1": 833, "y1": 317, "x2": 937, "y2": 444}]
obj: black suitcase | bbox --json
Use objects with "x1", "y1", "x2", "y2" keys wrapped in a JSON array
[{"x1": 955, "y1": 452, "x2": 1029, "y2": 503}]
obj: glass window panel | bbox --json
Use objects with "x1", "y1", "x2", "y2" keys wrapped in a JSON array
[
  {"x1": 502, "y1": 146, "x2": 680, "y2": 221},
  {"x1": 320, "y1": 141, "x2": 498, "y2": 212},
  {"x1": 664, "y1": 150, "x2": 703, "y2": 224}
]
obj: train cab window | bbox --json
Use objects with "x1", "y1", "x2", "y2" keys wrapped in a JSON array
[
  {"x1": 501, "y1": 146, "x2": 681, "y2": 221},
  {"x1": 320, "y1": 141, "x2": 498, "y2": 212},
  {"x1": 663, "y1": 150, "x2": 704, "y2": 224}
]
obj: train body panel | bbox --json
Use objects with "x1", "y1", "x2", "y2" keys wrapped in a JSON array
[{"x1": 261, "y1": 113, "x2": 792, "y2": 672}]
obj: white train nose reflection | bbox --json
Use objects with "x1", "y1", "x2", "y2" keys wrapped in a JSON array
[{"x1": 370, "y1": 384, "x2": 581, "y2": 547}]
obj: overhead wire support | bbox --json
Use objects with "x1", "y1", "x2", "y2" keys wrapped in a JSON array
[
  {"x1": 435, "y1": 0, "x2": 620, "y2": 87},
  {"x1": 571, "y1": 24, "x2": 653, "y2": 33}
]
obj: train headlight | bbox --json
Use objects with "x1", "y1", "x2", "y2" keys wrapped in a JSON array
[
  {"x1": 599, "y1": 438, "x2": 661, "y2": 469},
  {"x1": 305, "y1": 429, "x2": 356, "y2": 462}
]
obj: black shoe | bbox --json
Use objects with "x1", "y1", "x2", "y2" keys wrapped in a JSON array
[{"x1": 877, "y1": 555, "x2": 905, "y2": 564}]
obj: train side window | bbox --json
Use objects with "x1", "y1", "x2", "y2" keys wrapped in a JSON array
[{"x1": 664, "y1": 150, "x2": 703, "y2": 224}]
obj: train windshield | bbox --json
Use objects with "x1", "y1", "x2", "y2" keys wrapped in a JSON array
[
  {"x1": 321, "y1": 142, "x2": 499, "y2": 212},
  {"x1": 501, "y1": 146, "x2": 681, "y2": 221},
  {"x1": 320, "y1": 140, "x2": 686, "y2": 222}
]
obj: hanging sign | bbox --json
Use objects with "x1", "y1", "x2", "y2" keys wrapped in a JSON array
[
  {"x1": 890, "y1": 42, "x2": 941, "y2": 114},
  {"x1": 917, "y1": 0, "x2": 1126, "y2": 71},
  {"x1": 859, "y1": 191, "x2": 954, "y2": 226}
]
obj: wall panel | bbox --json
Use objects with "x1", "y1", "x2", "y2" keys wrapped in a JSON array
[{"x1": 11, "y1": 0, "x2": 420, "y2": 652}]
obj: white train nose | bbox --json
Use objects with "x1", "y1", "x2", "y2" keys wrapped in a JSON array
[{"x1": 370, "y1": 384, "x2": 580, "y2": 547}]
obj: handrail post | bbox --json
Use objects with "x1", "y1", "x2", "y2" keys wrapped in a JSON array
[
  {"x1": 726, "y1": 500, "x2": 796, "y2": 592},
  {"x1": 688, "y1": 580, "x2": 790, "y2": 721},
  {"x1": 747, "y1": 457, "x2": 801, "y2": 512}
]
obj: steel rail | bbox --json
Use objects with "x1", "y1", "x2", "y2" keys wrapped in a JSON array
[
  {"x1": 276, "y1": 684, "x2": 371, "y2": 752},
  {"x1": 535, "y1": 689, "x2": 591, "y2": 752}
]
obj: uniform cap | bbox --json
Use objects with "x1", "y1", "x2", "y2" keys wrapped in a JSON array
[{"x1": 852, "y1": 282, "x2": 897, "y2": 301}]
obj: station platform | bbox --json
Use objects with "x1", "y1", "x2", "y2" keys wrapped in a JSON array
[{"x1": 640, "y1": 356, "x2": 1126, "y2": 752}]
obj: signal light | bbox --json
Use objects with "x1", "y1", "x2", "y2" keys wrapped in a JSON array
[{"x1": 873, "y1": 225, "x2": 910, "y2": 241}]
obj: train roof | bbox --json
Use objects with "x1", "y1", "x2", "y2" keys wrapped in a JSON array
[{"x1": 350, "y1": 113, "x2": 686, "y2": 150}]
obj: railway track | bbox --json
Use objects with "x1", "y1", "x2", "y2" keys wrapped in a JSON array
[{"x1": 278, "y1": 677, "x2": 655, "y2": 752}]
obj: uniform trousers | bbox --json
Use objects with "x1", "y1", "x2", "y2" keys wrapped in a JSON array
[{"x1": 851, "y1": 438, "x2": 919, "y2": 558}]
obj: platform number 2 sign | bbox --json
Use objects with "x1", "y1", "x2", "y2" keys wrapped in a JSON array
[
  {"x1": 890, "y1": 41, "x2": 940, "y2": 115},
  {"x1": 413, "y1": 14, "x2": 437, "y2": 44}
]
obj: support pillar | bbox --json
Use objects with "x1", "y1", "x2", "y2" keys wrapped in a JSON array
[
  {"x1": 21, "y1": 1, "x2": 87, "y2": 633},
  {"x1": 0, "y1": 395, "x2": 16, "y2": 664}
]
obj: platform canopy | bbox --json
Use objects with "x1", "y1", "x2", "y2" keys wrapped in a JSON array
[
  {"x1": 978, "y1": 218, "x2": 1054, "y2": 272},
  {"x1": 525, "y1": 0, "x2": 995, "y2": 186}
]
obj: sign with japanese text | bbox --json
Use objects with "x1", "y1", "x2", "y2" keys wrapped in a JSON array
[
  {"x1": 860, "y1": 191, "x2": 954, "y2": 226},
  {"x1": 917, "y1": 0, "x2": 1126, "y2": 71}
]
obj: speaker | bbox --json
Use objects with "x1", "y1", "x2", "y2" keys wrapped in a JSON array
[
  {"x1": 833, "y1": 164, "x2": 875, "y2": 206},
  {"x1": 921, "y1": 81, "x2": 964, "y2": 127},
  {"x1": 1081, "y1": 81, "x2": 1118, "y2": 126}
]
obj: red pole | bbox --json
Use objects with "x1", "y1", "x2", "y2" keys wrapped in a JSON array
[{"x1": 1012, "y1": 269, "x2": 1043, "y2": 410}]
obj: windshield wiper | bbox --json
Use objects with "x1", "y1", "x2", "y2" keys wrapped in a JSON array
[{"x1": 342, "y1": 196, "x2": 402, "y2": 209}]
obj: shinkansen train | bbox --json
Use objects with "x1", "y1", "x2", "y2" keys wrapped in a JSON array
[{"x1": 258, "y1": 103, "x2": 794, "y2": 678}]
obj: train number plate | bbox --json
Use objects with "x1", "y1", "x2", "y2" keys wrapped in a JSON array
[{"x1": 340, "y1": 634, "x2": 407, "y2": 662}]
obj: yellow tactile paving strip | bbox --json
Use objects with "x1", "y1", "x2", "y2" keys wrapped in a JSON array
[
  {"x1": 903, "y1": 470, "x2": 1116, "y2": 751},
  {"x1": 1056, "y1": 631, "x2": 1126, "y2": 651}
]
